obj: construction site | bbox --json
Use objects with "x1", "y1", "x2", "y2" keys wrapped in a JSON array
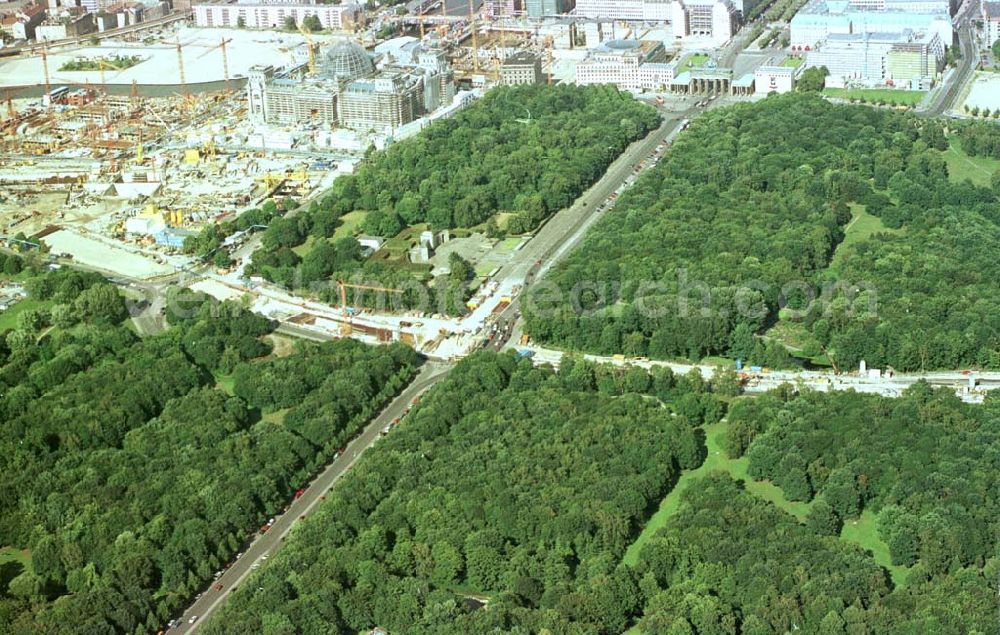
[
  {"x1": 0, "y1": 6, "x2": 577, "y2": 356},
  {"x1": 0, "y1": 25, "x2": 368, "y2": 279}
]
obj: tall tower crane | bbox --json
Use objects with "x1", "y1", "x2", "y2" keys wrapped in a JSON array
[
  {"x1": 175, "y1": 37, "x2": 189, "y2": 101},
  {"x1": 297, "y1": 23, "x2": 316, "y2": 75},
  {"x1": 40, "y1": 44, "x2": 52, "y2": 111},
  {"x1": 468, "y1": 0, "x2": 480, "y2": 73},
  {"x1": 196, "y1": 37, "x2": 234, "y2": 93}
]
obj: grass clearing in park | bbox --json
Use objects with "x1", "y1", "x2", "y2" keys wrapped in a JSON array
[
  {"x1": 823, "y1": 87, "x2": 926, "y2": 106},
  {"x1": 829, "y1": 204, "x2": 901, "y2": 271},
  {"x1": 331, "y1": 210, "x2": 369, "y2": 241},
  {"x1": 0, "y1": 298, "x2": 54, "y2": 332},
  {"x1": 623, "y1": 420, "x2": 810, "y2": 566},
  {"x1": 841, "y1": 509, "x2": 911, "y2": 588},
  {"x1": 942, "y1": 136, "x2": 1000, "y2": 187}
]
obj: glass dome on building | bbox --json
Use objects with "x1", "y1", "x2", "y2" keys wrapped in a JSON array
[{"x1": 320, "y1": 41, "x2": 375, "y2": 81}]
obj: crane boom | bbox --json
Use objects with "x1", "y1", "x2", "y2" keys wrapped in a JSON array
[
  {"x1": 40, "y1": 45, "x2": 51, "y2": 111},
  {"x1": 336, "y1": 280, "x2": 403, "y2": 315},
  {"x1": 176, "y1": 37, "x2": 189, "y2": 100},
  {"x1": 469, "y1": 0, "x2": 479, "y2": 73},
  {"x1": 220, "y1": 38, "x2": 231, "y2": 93},
  {"x1": 297, "y1": 23, "x2": 316, "y2": 75}
]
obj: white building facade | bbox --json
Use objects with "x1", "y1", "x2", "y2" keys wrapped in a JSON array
[{"x1": 193, "y1": 2, "x2": 361, "y2": 30}]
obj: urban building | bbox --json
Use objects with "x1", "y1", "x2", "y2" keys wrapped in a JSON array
[
  {"x1": 575, "y1": 39, "x2": 678, "y2": 89},
  {"x1": 1, "y1": 3, "x2": 45, "y2": 40},
  {"x1": 247, "y1": 39, "x2": 454, "y2": 133},
  {"x1": 193, "y1": 1, "x2": 362, "y2": 31},
  {"x1": 576, "y1": 0, "x2": 757, "y2": 19},
  {"x1": 524, "y1": 0, "x2": 573, "y2": 18},
  {"x1": 36, "y1": 11, "x2": 96, "y2": 40},
  {"x1": 484, "y1": 0, "x2": 516, "y2": 17},
  {"x1": 500, "y1": 51, "x2": 543, "y2": 84},
  {"x1": 248, "y1": 68, "x2": 340, "y2": 125},
  {"x1": 754, "y1": 65, "x2": 797, "y2": 93},
  {"x1": 790, "y1": 0, "x2": 952, "y2": 50},
  {"x1": 676, "y1": 0, "x2": 738, "y2": 43},
  {"x1": 805, "y1": 29, "x2": 943, "y2": 86},
  {"x1": 338, "y1": 73, "x2": 424, "y2": 132},
  {"x1": 983, "y1": 1, "x2": 1000, "y2": 45}
]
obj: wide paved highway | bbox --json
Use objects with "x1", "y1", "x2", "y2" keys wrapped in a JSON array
[
  {"x1": 491, "y1": 98, "x2": 701, "y2": 349},
  {"x1": 171, "y1": 361, "x2": 452, "y2": 634}
]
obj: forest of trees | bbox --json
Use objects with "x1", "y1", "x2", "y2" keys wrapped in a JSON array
[
  {"x1": 0, "y1": 269, "x2": 420, "y2": 633},
  {"x1": 343, "y1": 84, "x2": 659, "y2": 233},
  {"x1": 525, "y1": 93, "x2": 1000, "y2": 371},
  {"x1": 202, "y1": 352, "x2": 997, "y2": 633},
  {"x1": 634, "y1": 472, "x2": 996, "y2": 633},
  {"x1": 635, "y1": 383, "x2": 1000, "y2": 633},
  {"x1": 730, "y1": 385, "x2": 1000, "y2": 578},
  {"x1": 202, "y1": 352, "x2": 736, "y2": 635},
  {"x1": 236, "y1": 84, "x2": 659, "y2": 310},
  {"x1": 957, "y1": 120, "x2": 1000, "y2": 159}
]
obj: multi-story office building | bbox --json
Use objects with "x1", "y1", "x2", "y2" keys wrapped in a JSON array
[
  {"x1": 524, "y1": 0, "x2": 573, "y2": 17},
  {"x1": 193, "y1": 1, "x2": 362, "y2": 31},
  {"x1": 575, "y1": 39, "x2": 681, "y2": 89},
  {"x1": 805, "y1": 29, "x2": 943, "y2": 86},
  {"x1": 500, "y1": 52, "x2": 543, "y2": 85},
  {"x1": 983, "y1": 1, "x2": 1000, "y2": 45},
  {"x1": 790, "y1": 0, "x2": 952, "y2": 49},
  {"x1": 576, "y1": 0, "x2": 757, "y2": 20}
]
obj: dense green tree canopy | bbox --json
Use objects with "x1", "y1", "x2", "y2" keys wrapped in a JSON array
[
  {"x1": 526, "y1": 93, "x2": 1000, "y2": 371},
  {"x1": 239, "y1": 84, "x2": 659, "y2": 312},
  {"x1": 730, "y1": 384, "x2": 1000, "y2": 578},
  {"x1": 0, "y1": 273, "x2": 420, "y2": 633},
  {"x1": 202, "y1": 353, "x2": 710, "y2": 635}
]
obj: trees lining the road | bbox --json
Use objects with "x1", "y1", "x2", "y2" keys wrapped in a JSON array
[
  {"x1": 0, "y1": 273, "x2": 420, "y2": 634},
  {"x1": 526, "y1": 93, "x2": 1000, "y2": 371},
  {"x1": 343, "y1": 84, "x2": 659, "y2": 233},
  {"x1": 201, "y1": 352, "x2": 726, "y2": 635}
]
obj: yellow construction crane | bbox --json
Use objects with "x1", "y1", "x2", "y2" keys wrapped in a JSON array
[
  {"x1": 545, "y1": 35, "x2": 553, "y2": 84},
  {"x1": 96, "y1": 58, "x2": 127, "y2": 96},
  {"x1": 297, "y1": 23, "x2": 316, "y2": 75},
  {"x1": 135, "y1": 129, "x2": 144, "y2": 164},
  {"x1": 336, "y1": 280, "x2": 402, "y2": 316},
  {"x1": 195, "y1": 37, "x2": 234, "y2": 93}
]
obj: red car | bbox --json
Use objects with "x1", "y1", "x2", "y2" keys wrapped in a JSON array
[{"x1": 293, "y1": 488, "x2": 305, "y2": 500}]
